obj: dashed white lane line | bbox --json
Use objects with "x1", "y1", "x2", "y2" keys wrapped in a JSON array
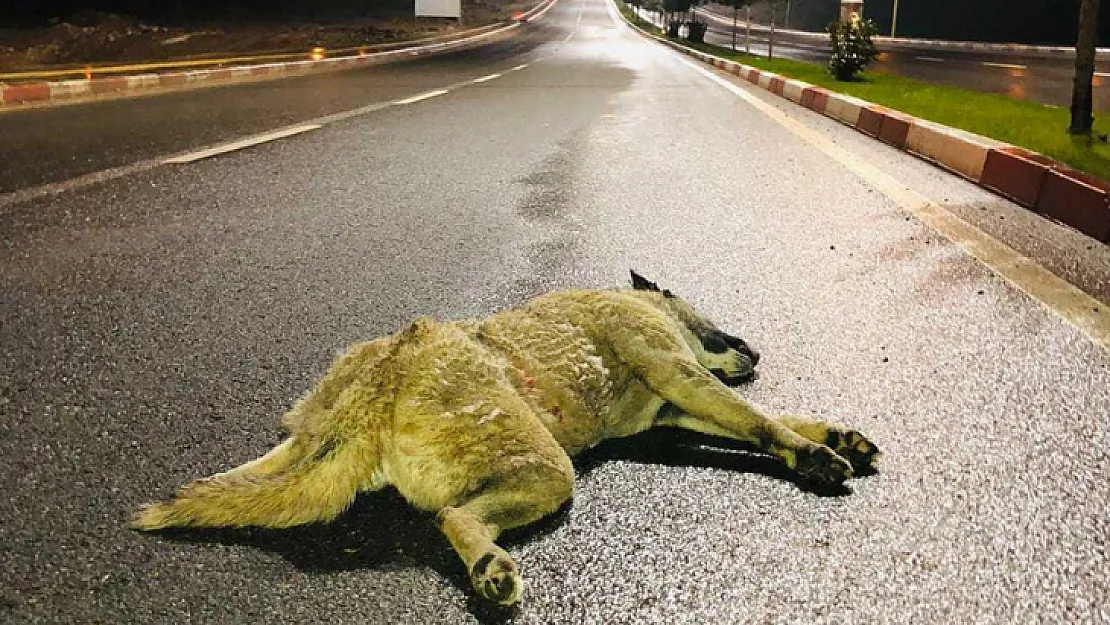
[
  {"x1": 1096, "y1": 71, "x2": 1110, "y2": 78},
  {"x1": 473, "y1": 73, "x2": 503, "y2": 83},
  {"x1": 675, "y1": 54, "x2": 1110, "y2": 352},
  {"x1": 982, "y1": 61, "x2": 1027, "y2": 70},
  {"x1": 162, "y1": 124, "x2": 321, "y2": 164},
  {"x1": 511, "y1": 63, "x2": 529, "y2": 71},
  {"x1": 916, "y1": 56, "x2": 945, "y2": 63},
  {"x1": 394, "y1": 89, "x2": 450, "y2": 104}
]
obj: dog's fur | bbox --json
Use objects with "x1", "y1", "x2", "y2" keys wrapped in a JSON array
[{"x1": 132, "y1": 272, "x2": 879, "y2": 605}]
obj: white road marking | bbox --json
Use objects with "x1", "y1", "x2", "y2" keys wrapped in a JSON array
[
  {"x1": 473, "y1": 73, "x2": 502, "y2": 83},
  {"x1": 510, "y1": 63, "x2": 529, "y2": 71},
  {"x1": 162, "y1": 124, "x2": 321, "y2": 164},
  {"x1": 1096, "y1": 72, "x2": 1110, "y2": 78},
  {"x1": 916, "y1": 56, "x2": 945, "y2": 63},
  {"x1": 982, "y1": 62, "x2": 1027, "y2": 70},
  {"x1": 527, "y1": 0, "x2": 559, "y2": 22},
  {"x1": 394, "y1": 89, "x2": 450, "y2": 105},
  {"x1": 675, "y1": 54, "x2": 1110, "y2": 352}
]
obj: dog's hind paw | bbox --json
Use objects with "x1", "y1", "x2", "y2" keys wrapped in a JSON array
[
  {"x1": 470, "y1": 551, "x2": 523, "y2": 605},
  {"x1": 795, "y1": 445, "x2": 853, "y2": 487},
  {"x1": 827, "y1": 429, "x2": 882, "y2": 475}
]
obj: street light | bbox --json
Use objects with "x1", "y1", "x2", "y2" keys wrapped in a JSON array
[{"x1": 891, "y1": 0, "x2": 900, "y2": 37}]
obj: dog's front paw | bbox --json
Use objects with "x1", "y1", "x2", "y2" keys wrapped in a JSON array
[
  {"x1": 827, "y1": 429, "x2": 882, "y2": 475},
  {"x1": 470, "y1": 551, "x2": 523, "y2": 605},
  {"x1": 795, "y1": 445, "x2": 854, "y2": 487}
]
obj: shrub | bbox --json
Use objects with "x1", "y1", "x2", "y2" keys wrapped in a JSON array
[
  {"x1": 668, "y1": 20, "x2": 682, "y2": 37},
  {"x1": 827, "y1": 15, "x2": 879, "y2": 81}
]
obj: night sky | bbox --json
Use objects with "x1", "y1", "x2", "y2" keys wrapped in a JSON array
[{"x1": 2, "y1": 0, "x2": 1106, "y2": 46}]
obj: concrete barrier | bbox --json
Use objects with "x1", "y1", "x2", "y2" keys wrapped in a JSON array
[
  {"x1": 905, "y1": 119, "x2": 997, "y2": 181},
  {"x1": 825, "y1": 93, "x2": 866, "y2": 126},
  {"x1": 782, "y1": 79, "x2": 807, "y2": 104},
  {"x1": 1036, "y1": 169, "x2": 1110, "y2": 242},
  {"x1": 980, "y1": 148, "x2": 1049, "y2": 208}
]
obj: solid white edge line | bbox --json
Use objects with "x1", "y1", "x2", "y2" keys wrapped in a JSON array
[
  {"x1": 473, "y1": 73, "x2": 503, "y2": 83},
  {"x1": 394, "y1": 89, "x2": 450, "y2": 105},
  {"x1": 162, "y1": 123, "x2": 322, "y2": 164}
]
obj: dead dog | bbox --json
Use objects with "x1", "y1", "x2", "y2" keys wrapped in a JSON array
[{"x1": 132, "y1": 271, "x2": 880, "y2": 605}]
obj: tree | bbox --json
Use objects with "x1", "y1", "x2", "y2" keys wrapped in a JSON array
[{"x1": 1070, "y1": 0, "x2": 1102, "y2": 135}]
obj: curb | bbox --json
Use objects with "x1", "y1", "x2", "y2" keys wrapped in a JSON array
[
  {"x1": 0, "y1": 0, "x2": 556, "y2": 110},
  {"x1": 621, "y1": 8, "x2": 1110, "y2": 244}
]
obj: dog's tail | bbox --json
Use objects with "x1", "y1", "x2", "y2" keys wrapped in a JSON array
[{"x1": 129, "y1": 435, "x2": 379, "y2": 530}]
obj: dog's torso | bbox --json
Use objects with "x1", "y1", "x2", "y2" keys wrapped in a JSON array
[{"x1": 469, "y1": 290, "x2": 667, "y2": 455}]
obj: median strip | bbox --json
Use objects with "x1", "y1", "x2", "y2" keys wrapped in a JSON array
[{"x1": 162, "y1": 124, "x2": 322, "y2": 164}]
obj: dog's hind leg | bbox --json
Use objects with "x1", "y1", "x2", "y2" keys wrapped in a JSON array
[
  {"x1": 436, "y1": 464, "x2": 574, "y2": 606},
  {"x1": 608, "y1": 325, "x2": 853, "y2": 487}
]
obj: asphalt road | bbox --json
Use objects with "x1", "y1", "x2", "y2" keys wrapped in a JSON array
[
  {"x1": 2, "y1": 0, "x2": 1110, "y2": 623},
  {"x1": 694, "y1": 5, "x2": 1110, "y2": 111}
]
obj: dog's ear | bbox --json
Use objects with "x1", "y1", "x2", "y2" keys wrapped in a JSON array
[{"x1": 630, "y1": 270, "x2": 660, "y2": 292}]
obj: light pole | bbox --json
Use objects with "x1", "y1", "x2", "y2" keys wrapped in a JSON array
[
  {"x1": 784, "y1": 0, "x2": 791, "y2": 29},
  {"x1": 732, "y1": 1, "x2": 738, "y2": 50},
  {"x1": 891, "y1": 0, "x2": 900, "y2": 36},
  {"x1": 745, "y1": 4, "x2": 752, "y2": 54},
  {"x1": 768, "y1": 0, "x2": 776, "y2": 59}
]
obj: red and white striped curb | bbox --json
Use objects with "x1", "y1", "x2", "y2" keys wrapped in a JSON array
[
  {"x1": 627, "y1": 17, "x2": 1109, "y2": 244},
  {"x1": 0, "y1": 0, "x2": 556, "y2": 109}
]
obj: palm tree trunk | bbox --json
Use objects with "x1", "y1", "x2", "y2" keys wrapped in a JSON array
[{"x1": 1070, "y1": 0, "x2": 1103, "y2": 135}]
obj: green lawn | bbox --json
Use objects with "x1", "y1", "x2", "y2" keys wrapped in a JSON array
[{"x1": 617, "y1": 1, "x2": 1110, "y2": 181}]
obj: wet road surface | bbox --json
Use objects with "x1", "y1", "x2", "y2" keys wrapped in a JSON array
[{"x1": 2, "y1": 0, "x2": 1109, "y2": 623}]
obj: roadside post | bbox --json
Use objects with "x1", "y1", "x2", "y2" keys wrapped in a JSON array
[{"x1": 415, "y1": 0, "x2": 463, "y2": 25}]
